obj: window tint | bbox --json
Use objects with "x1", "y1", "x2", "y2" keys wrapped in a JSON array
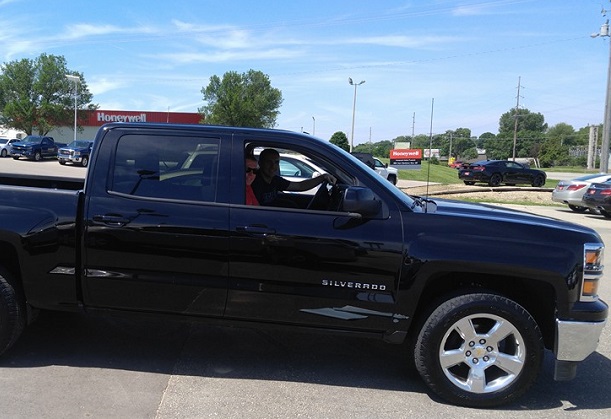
[{"x1": 111, "y1": 134, "x2": 220, "y2": 202}]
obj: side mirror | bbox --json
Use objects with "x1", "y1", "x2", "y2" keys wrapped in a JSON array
[{"x1": 342, "y1": 186, "x2": 381, "y2": 217}]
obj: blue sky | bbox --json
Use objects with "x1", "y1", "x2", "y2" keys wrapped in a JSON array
[{"x1": 1, "y1": 0, "x2": 609, "y2": 144}]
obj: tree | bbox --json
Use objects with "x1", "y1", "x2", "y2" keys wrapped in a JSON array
[
  {"x1": 199, "y1": 69, "x2": 283, "y2": 128},
  {"x1": 330, "y1": 131, "x2": 349, "y2": 151},
  {"x1": 490, "y1": 108, "x2": 548, "y2": 160},
  {"x1": 0, "y1": 54, "x2": 95, "y2": 135}
]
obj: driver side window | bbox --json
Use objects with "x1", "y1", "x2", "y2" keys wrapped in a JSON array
[{"x1": 110, "y1": 134, "x2": 220, "y2": 202}]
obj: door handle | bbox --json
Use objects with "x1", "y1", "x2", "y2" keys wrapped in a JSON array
[
  {"x1": 93, "y1": 214, "x2": 130, "y2": 226},
  {"x1": 236, "y1": 225, "x2": 276, "y2": 235}
]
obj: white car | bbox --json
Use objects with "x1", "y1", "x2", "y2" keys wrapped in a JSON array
[
  {"x1": 373, "y1": 157, "x2": 398, "y2": 185},
  {"x1": 0, "y1": 138, "x2": 19, "y2": 157},
  {"x1": 552, "y1": 173, "x2": 611, "y2": 213}
]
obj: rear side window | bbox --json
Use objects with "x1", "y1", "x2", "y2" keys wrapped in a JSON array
[{"x1": 110, "y1": 134, "x2": 220, "y2": 202}]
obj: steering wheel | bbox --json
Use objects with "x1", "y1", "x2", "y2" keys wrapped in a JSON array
[{"x1": 306, "y1": 181, "x2": 331, "y2": 210}]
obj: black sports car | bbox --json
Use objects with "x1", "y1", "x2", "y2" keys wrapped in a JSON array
[
  {"x1": 458, "y1": 160, "x2": 546, "y2": 187},
  {"x1": 581, "y1": 180, "x2": 611, "y2": 218}
]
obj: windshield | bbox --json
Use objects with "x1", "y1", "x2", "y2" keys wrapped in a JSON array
[
  {"x1": 20, "y1": 136, "x2": 40, "y2": 144},
  {"x1": 67, "y1": 141, "x2": 92, "y2": 148},
  {"x1": 0, "y1": 139, "x2": 7, "y2": 145}
]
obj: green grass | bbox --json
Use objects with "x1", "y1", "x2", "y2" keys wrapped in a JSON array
[{"x1": 397, "y1": 162, "x2": 463, "y2": 184}]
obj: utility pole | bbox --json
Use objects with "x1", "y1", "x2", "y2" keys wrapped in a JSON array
[
  {"x1": 588, "y1": 125, "x2": 599, "y2": 170},
  {"x1": 592, "y1": 10, "x2": 611, "y2": 172},
  {"x1": 512, "y1": 76, "x2": 522, "y2": 161}
]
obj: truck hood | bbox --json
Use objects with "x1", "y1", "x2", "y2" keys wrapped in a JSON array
[{"x1": 429, "y1": 197, "x2": 596, "y2": 236}]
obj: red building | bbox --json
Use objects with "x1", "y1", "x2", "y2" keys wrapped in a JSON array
[{"x1": 48, "y1": 109, "x2": 202, "y2": 142}]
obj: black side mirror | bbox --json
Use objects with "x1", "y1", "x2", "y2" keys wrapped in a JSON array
[{"x1": 342, "y1": 186, "x2": 381, "y2": 217}]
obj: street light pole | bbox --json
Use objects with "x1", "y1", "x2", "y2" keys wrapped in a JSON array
[
  {"x1": 65, "y1": 75, "x2": 80, "y2": 142},
  {"x1": 593, "y1": 18, "x2": 611, "y2": 172},
  {"x1": 312, "y1": 116, "x2": 315, "y2": 136},
  {"x1": 348, "y1": 77, "x2": 365, "y2": 152}
]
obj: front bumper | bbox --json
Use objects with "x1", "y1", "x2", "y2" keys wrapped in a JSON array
[
  {"x1": 59, "y1": 156, "x2": 83, "y2": 163},
  {"x1": 554, "y1": 316, "x2": 607, "y2": 380},
  {"x1": 555, "y1": 318, "x2": 607, "y2": 362}
]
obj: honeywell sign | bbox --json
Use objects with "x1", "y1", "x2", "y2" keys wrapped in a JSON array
[
  {"x1": 97, "y1": 112, "x2": 146, "y2": 123},
  {"x1": 390, "y1": 148, "x2": 422, "y2": 170},
  {"x1": 85, "y1": 110, "x2": 201, "y2": 126}
]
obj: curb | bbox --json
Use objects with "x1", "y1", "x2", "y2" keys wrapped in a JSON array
[{"x1": 400, "y1": 185, "x2": 554, "y2": 196}]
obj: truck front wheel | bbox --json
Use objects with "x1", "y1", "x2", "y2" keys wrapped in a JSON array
[
  {"x1": 0, "y1": 271, "x2": 26, "y2": 356},
  {"x1": 415, "y1": 293, "x2": 543, "y2": 408},
  {"x1": 33, "y1": 151, "x2": 42, "y2": 161}
]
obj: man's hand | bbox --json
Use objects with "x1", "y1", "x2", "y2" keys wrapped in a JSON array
[{"x1": 321, "y1": 173, "x2": 337, "y2": 185}]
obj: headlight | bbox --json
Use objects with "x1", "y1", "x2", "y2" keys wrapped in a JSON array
[{"x1": 582, "y1": 243, "x2": 604, "y2": 301}]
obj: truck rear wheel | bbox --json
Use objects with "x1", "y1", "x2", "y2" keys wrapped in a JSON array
[
  {"x1": 415, "y1": 293, "x2": 543, "y2": 408},
  {"x1": 0, "y1": 272, "x2": 26, "y2": 356}
]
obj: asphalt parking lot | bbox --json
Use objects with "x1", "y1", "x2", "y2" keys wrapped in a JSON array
[{"x1": 0, "y1": 158, "x2": 609, "y2": 418}]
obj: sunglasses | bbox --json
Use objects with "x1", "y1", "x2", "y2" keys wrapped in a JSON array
[{"x1": 246, "y1": 167, "x2": 259, "y2": 174}]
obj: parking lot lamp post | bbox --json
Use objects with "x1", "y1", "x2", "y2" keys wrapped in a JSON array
[
  {"x1": 65, "y1": 75, "x2": 80, "y2": 142},
  {"x1": 348, "y1": 78, "x2": 365, "y2": 152}
]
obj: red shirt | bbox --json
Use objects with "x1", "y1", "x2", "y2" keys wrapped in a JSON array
[{"x1": 246, "y1": 185, "x2": 259, "y2": 205}]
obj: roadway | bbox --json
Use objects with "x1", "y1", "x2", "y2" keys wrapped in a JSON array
[{"x1": 0, "y1": 158, "x2": 609, "y2": 418}]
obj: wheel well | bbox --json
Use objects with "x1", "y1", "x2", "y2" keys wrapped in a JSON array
[
  {"x1": 0, "y1": 243, "x2": 21, "y2": 282},
  {"x1": 409, "y1": 271, "x2": 556, "y2": 350}
]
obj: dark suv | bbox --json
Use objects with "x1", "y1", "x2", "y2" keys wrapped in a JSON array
[{"x1": 458, "y1": 160, "x2": 546, "y2": 187}]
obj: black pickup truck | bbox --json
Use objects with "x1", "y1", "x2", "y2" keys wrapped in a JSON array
[{"x1": 0, "y1": 123, "x2": 607, "y2": 408}]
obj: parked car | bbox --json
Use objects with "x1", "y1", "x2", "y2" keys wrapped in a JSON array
[
  {"x1": 278, "y1": 153, "x2": 325, "y2": 183},
  {"x1": 552, "y1": 173, "x2": 611, "y2": 213},
  {"x1": 458, "y1": 160, "x2": 546, "y2": 187},
  {"x1": 351, "y1": 153, "x2": 398, "y2": 184},
  {"x1": 581, "y1": 180, "x2": 611, "y2": 217},
  {"x1": 58, "y1": 140, "x2": 94, "y2": 167},
  {"x1": 10, "y1": 135, "x2": 65, "y2": 161},
  {"x1": 0, "y1": 138, "x2": 19, "y2": 157},
  {"x1": 373, "y1": 157, "x2": 398, "y2": 185}
]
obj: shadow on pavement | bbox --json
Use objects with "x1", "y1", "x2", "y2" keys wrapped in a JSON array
[{"x1": 2, "y1": 310, "x2": 610, "y2": 412}]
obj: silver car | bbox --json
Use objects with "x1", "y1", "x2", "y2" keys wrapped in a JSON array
[
  {"x1": 552, "y1": 173, "x2": 611, "y2": 213},
  {"x1": 0, "y1": 138, "x2": 19, "y2": 157}
]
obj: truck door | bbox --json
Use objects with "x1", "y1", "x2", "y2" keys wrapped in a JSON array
[
  {"x1": 82, "y1": 129, "x2": 230, "y2": 316},
  {"x1": 42, "y1": 137, "x2": 54, "y2": 157},
  {"x1": 226, "y1": 137, "x2": 405, "y2": 333}
]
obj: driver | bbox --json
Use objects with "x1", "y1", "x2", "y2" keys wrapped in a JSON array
[{"x1": 252, "y1": 148, "x2": 336, "y2": 207}]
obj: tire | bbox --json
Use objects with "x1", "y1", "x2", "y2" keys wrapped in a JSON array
[
  {"x1": 0, "y1": 270, "x2": 26, "y2": 357},
  {"x1": 600, "y1": 209, "x2": 611, "y2": 219},
  {"x1": 488, "y1": 174, "x2": 502, "y2": 187},
  {"x1": 415, "y1": 293, "x2": 543, "y2": 408},
  {"x1": 531, "y1": 175, "x2": 545, "y2": 187},
  {"x1": 58, "y1": 160, "x2": 66, "y2": 165},
  {"x1": 464, "y1": 181, "x2": 475, "y2": 186},
  {"x1": 568, "y1": 205, "x2": 588, "y2": 213},
  {"x1": 81, "y1": 156, "x2": 89, "y2": 167},
  {"x1": 12, "y1": 156, "x2": 19, "y2": 160},
  {"x1": 33, "y1": 151, "x2": 42, "y2": 161},
  {"x1": 0, "y1": 149, "x2": 6, "y2": 157},
  {"x1": 388, "y1": 175, "x2": 397, "y2": 185}
]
